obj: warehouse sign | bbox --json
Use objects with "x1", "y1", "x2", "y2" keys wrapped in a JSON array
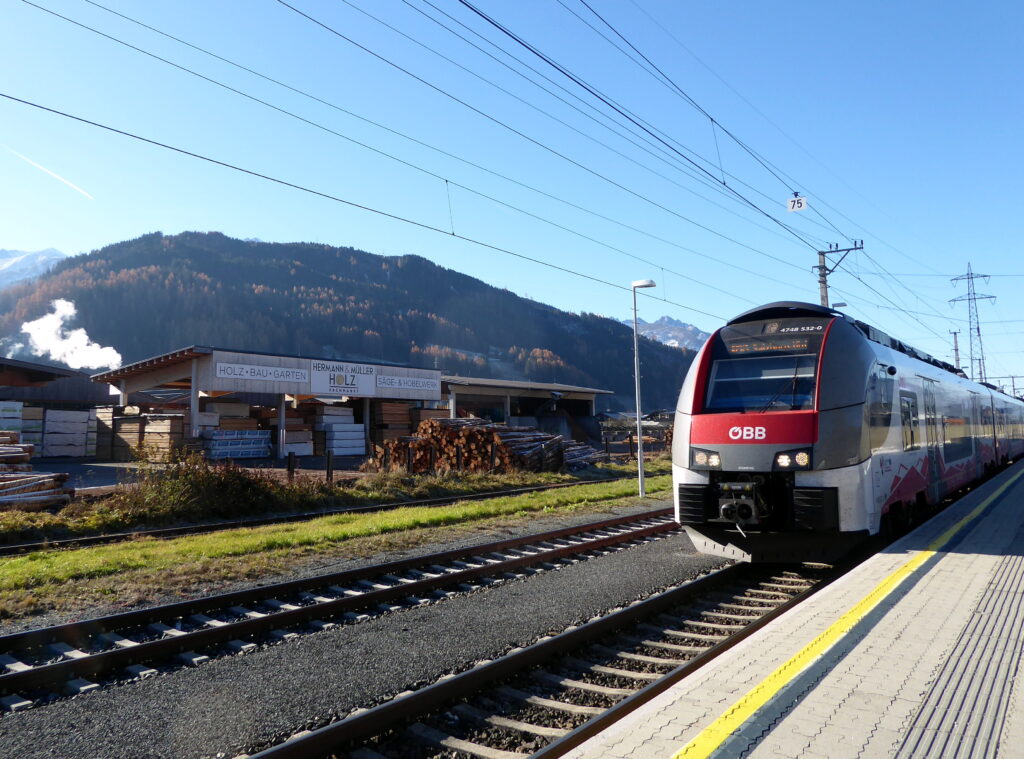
[
  {"x1": 310, "y1": 360, "x2": 377, "y2": 396},
  {"x1": 216, "y1": 362, "x2": 309, "y2": 383},
  {"x1": 377, "y1": 374, "x2": 440, "y2": 393},
  {"x1": 205, "y1": 350, "x2": 439, "y2": 399}
]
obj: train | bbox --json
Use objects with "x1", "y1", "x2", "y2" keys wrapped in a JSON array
[{"x1": 672, "y1": 301, "x2": 1024, "y2": 562}]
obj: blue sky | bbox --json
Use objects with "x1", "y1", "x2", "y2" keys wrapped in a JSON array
[{"x1": 2, "y1": 1, "x2": 1023, "y2": 384}]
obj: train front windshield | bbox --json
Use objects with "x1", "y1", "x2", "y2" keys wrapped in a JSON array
[{"x1": 704, "y1": 318, "x2": 830, "y2": 413}]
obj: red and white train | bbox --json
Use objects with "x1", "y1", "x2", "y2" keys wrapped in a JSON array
[{"x1": 672, "y1": 301, "x2": 1024, "y2": 561}]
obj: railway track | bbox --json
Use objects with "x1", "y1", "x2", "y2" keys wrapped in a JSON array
[
  {"x1": 242, "y1": 561, "x2": 835, "y2": 759},
  {"x1": 0, "y1": 508, "x2": 676, "y2": 713},
  {"x1": 0, "y1": 476, "x2": 640, "y2": 556}
]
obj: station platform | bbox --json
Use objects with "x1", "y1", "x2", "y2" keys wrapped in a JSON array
[{"x1": 565, "y1": 461, "x2": 1024, "y2": 759}]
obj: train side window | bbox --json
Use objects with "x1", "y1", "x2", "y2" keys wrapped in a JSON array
[
  {"x1": 943, "y1": 401, "x2": 974, "y2": 462},
  {"x1": 868, "y1": 366, "x2": 895, "y2": 451},
  {"x1": 900, "y1": 393, "x2": 919, "y2": 451}
]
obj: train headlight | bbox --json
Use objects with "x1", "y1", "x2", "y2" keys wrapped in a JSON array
[
  {"x1": 691, "y1": 447, "x2": 721, "y2": 470},
  {"x1": 774, "y1": 448, "x2": 812, "y2": 470}
]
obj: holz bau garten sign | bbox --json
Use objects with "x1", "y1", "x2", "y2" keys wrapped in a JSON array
[{"x1": 209, "y1": 351, "x2": 440, "y2": 401}]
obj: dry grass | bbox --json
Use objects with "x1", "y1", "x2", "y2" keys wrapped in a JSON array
[
  {"x1": 0, "y1": 474, "x2": 672, "y2": 621},
  {"x1": 0, "y1": 453, "x2": 671, "y2": 544}
]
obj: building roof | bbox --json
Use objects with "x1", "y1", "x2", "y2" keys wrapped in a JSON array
[
  {"x1": 91, "y1": 346, "x2": 416, "y2": 385},
  {"x1": 91, "y1": 346, "x2": 212, "y2": 384},
  {"x1": 0, "y1": 356, "x2": 79, "y2": 386},
  {"x1": 442, "y1": 375, "x2": 612, "y2": 395}
]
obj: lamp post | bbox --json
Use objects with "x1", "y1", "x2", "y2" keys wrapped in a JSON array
[{"x1": 631, "y1": 279, "x2": 656, "y2": 496}]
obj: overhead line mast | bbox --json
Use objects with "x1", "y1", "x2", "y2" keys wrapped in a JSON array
[
  {"x1": 814, "y1": 241, "x2": 864, "y2": 307},
  {"x1": 950, "y1": 264, "x2": 996, "y2": 382}
]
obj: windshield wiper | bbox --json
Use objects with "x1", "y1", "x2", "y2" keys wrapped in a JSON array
[{"x1": 757, "y1": 362, "x2": 802, "y2": 413}]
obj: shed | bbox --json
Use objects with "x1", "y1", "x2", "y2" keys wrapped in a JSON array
[{"x1": 92, "y1": 346, "x2": 441, "y2": 458}]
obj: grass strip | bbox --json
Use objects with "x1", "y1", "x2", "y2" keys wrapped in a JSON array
[
  {"x1": 0, "y1": 475, "x2": 672, "y2": 597},
  {"x1": 0, "y1": 458, "x2": 671, "y2": 544}
]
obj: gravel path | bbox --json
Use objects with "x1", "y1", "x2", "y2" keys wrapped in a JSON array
[
  {"x1": 1, "y1": 497, "x2": 673, "y2": 635},
  {"x1": 0, "y1": 505, "x2": 725, "y2": 759}
]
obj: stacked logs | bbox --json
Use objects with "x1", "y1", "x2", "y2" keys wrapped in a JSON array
[
  {"x1": 378, "y1": 418, "x2": 604, "y2": 474},
  {"x1": 0, "y1": 431, "x2": 74, "y2": 511}
]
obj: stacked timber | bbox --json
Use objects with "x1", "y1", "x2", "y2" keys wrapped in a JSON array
[
  {"x1": 373, "y1": 402, "x2": 412, "y2": 445},
  {"x1": 0, "y1": 431, "x2": 73, "y2": 510},
  {"x1": 136, "y1": 415, "x2": 185, "y2": 461},
  {"x1": 267, "y1": 408, "x2": 313, "y2": 456},
  {"x1": 95, "y1": 406, "x2": 117, "y2": 460},
  {"x1": 0, "y1": 472, "x2": 73, "y2": 511},
  {"x1": 43, "y1": 410, "x2": 90, "y2": 458},
  {"x1": 378, "y1": 418, "x2": 604, "y2": 473},
  {"x1": 112, "y1": 415, "x2": 145, "y2": 462},
  {"x1": 0, "y1": 401, "x2": 22, "y2": 440},
  {"x1": 313, "y1": 406, "x2": 365, "y2": 457},
  {"x1": 20, "y1": 406, "x2": 44, "y2": 449}
]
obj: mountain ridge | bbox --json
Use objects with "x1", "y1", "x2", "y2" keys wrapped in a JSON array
[
  {"x1": 0, "y1": 248, "x2": 68, "y2": 288},
  {"x1": 0, "y1": 232, "x2": 695, "y2": 410}
]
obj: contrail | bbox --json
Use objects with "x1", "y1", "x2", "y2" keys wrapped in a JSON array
[{"x1": 4, "y1": 145, "x2": 94, "y2": 199}]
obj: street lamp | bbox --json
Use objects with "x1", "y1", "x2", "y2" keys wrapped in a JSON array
[{"x1": 631, "y1": 279, "x2": 656, "y2": 497}]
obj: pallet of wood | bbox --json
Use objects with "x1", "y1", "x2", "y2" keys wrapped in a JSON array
[{"x1": 377, "y1": 418, "x2": 604, "y2": 474}]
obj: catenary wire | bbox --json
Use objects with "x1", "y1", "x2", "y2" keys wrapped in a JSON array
[
  {"x1": 0, "y1": 92, "x2": 731, "y2": 322},
  {"x1": 413, "y1": 0, "x2": 834, "y2": 246},
  {"x1": 24, "y1": 0, "x2": 787, "y2": 301},
  {"x1": 339, "y1": 0, "x2": 825, "y2": 250},
  {"x1": 454, "y1": 0, "x2": 820, "y2": 250},
  {"x1": 271, "y1": 0, "x2": 810, "y2": 269},
  {"x1": 73, "y1": 0, "x2": 804, "y2": 289}
]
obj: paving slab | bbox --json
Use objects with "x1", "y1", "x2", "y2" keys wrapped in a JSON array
[{"x1": 565, "y1": 461, "x2": 1024, "y2": 759}]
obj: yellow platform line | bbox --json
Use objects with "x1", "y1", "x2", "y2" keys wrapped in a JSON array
[{"x1": 673, "y1": 466, "x2": 1024, "y2": 759}]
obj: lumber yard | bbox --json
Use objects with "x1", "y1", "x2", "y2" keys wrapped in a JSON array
[{"x1": 0, "y1": 349, "x2": 611, "y2": 470}]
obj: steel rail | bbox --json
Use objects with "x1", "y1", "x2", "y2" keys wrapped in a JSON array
[
  {"x1": 0, "y1": 475, "x2": 643, "y2": 556},
  {"x1": 244, "y1": 564, "x2": 747, "y2": 758},
  {"x1": 246, "y1": 562, "x2": 831, "y2": 759},
  {"x1": 0, "y1": 510, "x2": 674, "y2": 698}
]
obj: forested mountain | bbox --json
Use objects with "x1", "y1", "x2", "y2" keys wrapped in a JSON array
[{"x1": 0, "y1": 232, "x2": 695, "y2": 410}]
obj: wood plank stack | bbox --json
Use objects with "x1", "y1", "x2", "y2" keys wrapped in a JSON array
[
  {"x1": 136, "y1": 415, "x2": 185, "y2": 461},
  {"x1": 378, "y1": 418, "x2": 604, "y2": 473},
  {"x1": 268, "y1": 409, "x2": 313, "y2": 456},
  {"x1": 42, "y1": 410, "x2": 91, "y2": 457},
  {"x1": 113, "y1": 416, "x2": 145, "y2": 461},
  {"x1": 0, "y1": 431, "x2": 73, "y2": 510},
  {"x1": 373, "y1": 402, "x2": 413, "y2": 444},
  {"x1": 313, "y1": 406, "x2": 365, "y2": 457},
  {"x1": 95, "y1": 406, "x2": 117, "y2": 460},
  {"x1": 0, "y1": 472, "x2": 73, "y2": 511},
  {"x1": 20, "y1": 406, "x2": 43, "y2": 449}
]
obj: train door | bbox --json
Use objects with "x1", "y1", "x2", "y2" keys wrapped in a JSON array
[{"x1": 923, "y1": 381, "x2": 941, "y2": 502}]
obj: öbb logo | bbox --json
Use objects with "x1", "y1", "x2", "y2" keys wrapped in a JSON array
[{"x1": 728, "y1": 426, "x2": 766, "y2": 441}]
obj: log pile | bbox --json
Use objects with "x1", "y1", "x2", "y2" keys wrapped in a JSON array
[
  {"x1": 377, "y1": 418, "x2": 604, "y2": 473},
  {"x1": 0, "y1": 431, "x2": 74, "y2": 510}
]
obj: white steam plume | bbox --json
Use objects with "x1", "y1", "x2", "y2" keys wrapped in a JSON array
[{"x1": 20, "y1": 299, "x2": 121, "y2": 370}]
